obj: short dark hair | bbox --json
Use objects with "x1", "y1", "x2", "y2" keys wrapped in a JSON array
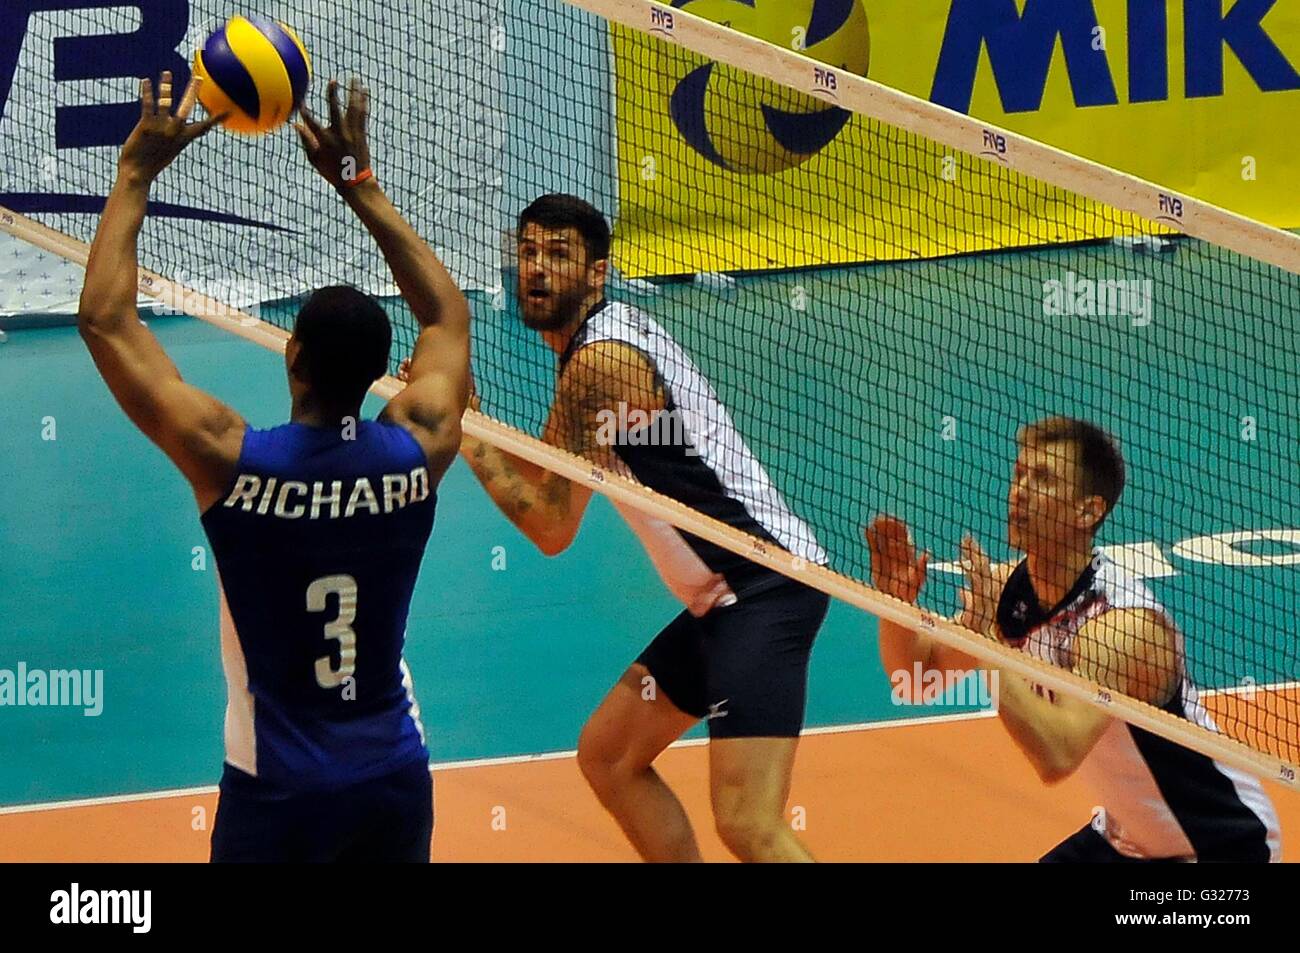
[
  {"x1": 1020, "y1": 416, "x2": 1126, "y2": 527},
  {"x1": 518, "y1": 194, "x2": 611, "y2": 262},
  {"x1": 292, "y1": 286, "x2": 391, "y2": 407}
]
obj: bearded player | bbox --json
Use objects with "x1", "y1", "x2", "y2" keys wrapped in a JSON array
[{"x1": 454, "y1": 195, "x2": 830, "y2": 862}]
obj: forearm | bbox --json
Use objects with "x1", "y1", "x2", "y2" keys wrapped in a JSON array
[
  {"x1": 881, "y1": 610, "x2": 986, "y2": 667},
  {"x1": 460, "y1": 431, "x2": 578, "y2": 550},
  {"x1": 878, "y1": 618, "x2": 934, "y2": 680},
  {"x1": 995, "y1": 674, "x2": 1083, "y2": 782},
  {"x1": 344, "y1": 179, "x2": 468, "y2": 333},
  {"x1": 80, "y1": 172, "x2": 149, "y2": 328},
  {"x1": 879, "y1": 617, "x2": 984, "y2": 700}
]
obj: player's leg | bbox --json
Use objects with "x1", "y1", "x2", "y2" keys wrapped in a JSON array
[
  {"x1": 703, "y1": 579, "x2": 829, "y2": 862},
  {"x1": 210, "y1": 790, "x2": 289, "y2": 862},
  {"x1": 338, "y1": 758, "x2": 435, "y2": 862},
  {"x1": 210, "y1": 766, "x2": 333, "y2": 862},
  {"x1": 1039, "y1": 818, "x2": 1180, "y2": 863},
  {"x1": 709, "y1": 736, "x2": 809, "y2": 862},
  {"x1": 576, "y1": 611, "x2": 706, "y2": 862}
]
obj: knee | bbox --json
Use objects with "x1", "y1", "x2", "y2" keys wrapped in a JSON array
[
  {"x1": 576, "y1": 720, "x2": 625, "y2": 794},
  {"x1": 714, "y1": 807, "x2": 783, "y2": 861}
]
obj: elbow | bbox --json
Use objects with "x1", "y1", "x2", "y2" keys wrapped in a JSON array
[
  {"x1": 1036, "y1": 763, "x2": 1070, "y2": 786},
  {"x1": 533, "y1": 521, "x2": 579, "y2": 557},
  {"x1": 535, "y1": 531, "x2": 574, "y2": 557},
  {"x1": 76, "y1": 307, "x2": 100, "y2": 337},
  {"x1": 1036, "y1": 750, "x2": 1082, "y2": 786},
  {"x1": 77, "y1": 301, "x2": 112, "y2": 338}
]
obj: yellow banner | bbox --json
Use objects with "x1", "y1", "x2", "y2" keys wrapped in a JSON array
[{"x1": 613, "y1": 0, "x2": 1300, "y2": 277}]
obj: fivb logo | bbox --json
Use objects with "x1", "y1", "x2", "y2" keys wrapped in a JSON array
[
  {"x1": 981, "y1": 129, "x2": 1008, "y2": 162},
  {"x1": 812, "y1": 66, "x2": 839, "y2": 101},
  {"x1": 649, "y1": 5, "x2": 676, "y2": 38},
  {"x1": 50, "y1": 883, "x2": 151, "y2": 934},
  {"x1": 1157, "y1": 192, "x2": 1185, "y2": 223}
]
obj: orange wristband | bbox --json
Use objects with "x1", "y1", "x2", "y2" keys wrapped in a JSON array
[{"x1": 343, "y1": 167, "x2": 375, "y2": 188}]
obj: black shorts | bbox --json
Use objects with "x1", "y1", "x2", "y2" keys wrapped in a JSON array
[
  {"x1": 1039, "y1": 823, "x2": 1184, "y2": 863},
  {"x1": 635, "y1": 574, "x2": 830, "y2": 738},
  {"x1": 210, "y1": 757, "x2": 433, "y2": 863}
]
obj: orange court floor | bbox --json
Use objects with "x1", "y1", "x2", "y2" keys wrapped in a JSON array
[{"x1": 3, "y1": 708, "x2": 1297, "y2": 863}]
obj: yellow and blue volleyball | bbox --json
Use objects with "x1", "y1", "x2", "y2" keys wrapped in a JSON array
[
  {"x1": 668, "y1": 0, "x2": 870, "y2": 175},
  {"x1": 193, "y1": 15, "x2": 311, "y2": 135}
]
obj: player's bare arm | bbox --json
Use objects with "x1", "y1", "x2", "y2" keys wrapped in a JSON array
[
  {"x1": 996, "y1": 607, "x2": 1179, "y2": 783},
  {"x1": 866, "y1": 516, "x2": 1011, "y2": 701},
  {"x1": 460, "y1": 340, "x2": 663, "y2": 555},
  {"x1": 78, "y1": 71, "x2": 243, "y2": 513},
  {"x1": 295, "y1": 78, "x2": 471, "y2": 480}
]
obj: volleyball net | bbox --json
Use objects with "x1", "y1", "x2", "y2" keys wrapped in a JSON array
[{"x1": 1, "y1": 0, "x2": 1297, "y2": 787}]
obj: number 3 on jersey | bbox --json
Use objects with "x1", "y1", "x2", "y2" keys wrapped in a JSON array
[{"x1": 307, "y1": 575, "x2": 358, "y2": 689}]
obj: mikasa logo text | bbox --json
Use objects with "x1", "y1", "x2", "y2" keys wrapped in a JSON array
[{"x1": 50, "y1": 884, "x2": 151, "y2": 934}]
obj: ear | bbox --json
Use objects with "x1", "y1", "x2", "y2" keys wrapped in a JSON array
[
  {"x1": 286, "y1": 342, "x2": 309, "y2": 383},
  {"x1": 1078, "y1": 495, "x2": 1106, "y2": 531},
  {"x1": 591, "y1": 257, "x2": 609, "y2": 288}
]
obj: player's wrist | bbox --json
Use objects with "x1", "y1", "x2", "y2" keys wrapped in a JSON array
[
  {"x1": 115, "y1": 164, "x2": 155, "y2": 191},
  {"x1": 339, "y1": 166, "x2": 376, "y2": 191},
  {"x1": 338, "y1": 174, "x2": 382, "y2": 210}
]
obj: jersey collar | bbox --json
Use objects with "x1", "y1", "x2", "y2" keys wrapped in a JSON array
[
  {"x1": 996, "y1": 550, "x2": 1103, "y2": 644},
  {"x1": 558, "y1": 298, "x2": 609, "y2": 371}
]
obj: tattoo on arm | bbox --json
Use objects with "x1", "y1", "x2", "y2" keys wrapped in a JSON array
[
  {"x1": 468, "y1": 430, "x2": 570, "y2": 523},
  {"x1": 555, "y1": 358, "x2": 621, "y2": 469}
]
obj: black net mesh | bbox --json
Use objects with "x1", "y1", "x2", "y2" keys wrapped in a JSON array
[{"x1": 2, "y1": 0, "x2": 1296, "y2": 769}]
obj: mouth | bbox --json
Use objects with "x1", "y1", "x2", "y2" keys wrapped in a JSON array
[{"x1": 525, "y1": 288, "x2": 550, "y2": 303}]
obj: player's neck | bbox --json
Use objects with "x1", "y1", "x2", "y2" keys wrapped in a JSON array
[
  {"x1": 291, "y1": 396, "x2": 364, "y2": 429},
  {"x1": 1026, "y1": 540, "x2": 1095, "y2": 610},
  {"x1": 541, "y1": 292, "x2": 606, "y2": 356}
]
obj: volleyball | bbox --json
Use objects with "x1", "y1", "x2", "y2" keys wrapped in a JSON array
[
  {"x1": 193, "y1": 15, "x2": 311, "y2": 135},
  {"x1": 668, "y1": 0, "x2": 870, "y2": 175}
]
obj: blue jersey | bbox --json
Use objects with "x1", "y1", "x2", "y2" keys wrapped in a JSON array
[{"x1": 201, "y1": 420, "x2": 436, "y2": 795}]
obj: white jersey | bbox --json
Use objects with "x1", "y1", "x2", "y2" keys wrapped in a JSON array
[
  {"x1": 999, "y1": 552, "x2": 1280, "y2": 861},
  {"x1": 560, "y1": 301, "x2": 827, "y2": 615}
]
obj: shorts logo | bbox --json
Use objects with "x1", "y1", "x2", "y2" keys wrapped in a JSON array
[{"x1": 705, "y1": 699, "x2": 730, "y2": 720}]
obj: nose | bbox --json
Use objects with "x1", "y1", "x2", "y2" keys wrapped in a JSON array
[{"x1": 1009, "y1": 478, "x2": 1027, "y2": 508}]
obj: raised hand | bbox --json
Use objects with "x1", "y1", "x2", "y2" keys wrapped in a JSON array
[
  {"x1": 956, "y1": 534, "x2": 998, "y2": 636},
  {"x1": 118, "y1": 72, "x2": 226, "y2": 183},
  {"x1": 295, "y1": 77, "x2": 372, "y2": 190},
  {"x1": 865, "y1": 515, "x2": 929, "y2": 604}
]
